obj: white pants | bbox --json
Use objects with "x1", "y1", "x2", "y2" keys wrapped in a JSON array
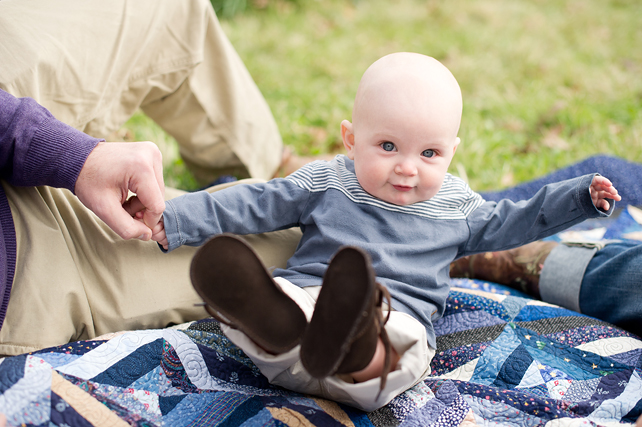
[{"x1": 223, "y1": 278, "x2": 435, "y2": 412}]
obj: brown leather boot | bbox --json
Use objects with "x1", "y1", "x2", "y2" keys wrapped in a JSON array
[
  {"x1": 190, "y1": 234, "x2": 307, "y2": 354},
  {"x1": 449, "y1": 241, "x2": 558, "y2": 297},
  {"x1": 301, "y1": 246, "x2": 393, "y2": 391}
]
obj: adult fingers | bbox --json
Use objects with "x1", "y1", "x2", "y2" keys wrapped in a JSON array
[
  {"x1": 123, "y1": 196, "x2": 146, "y2": 217},
  {"x1": 128, "y1": 143, "x2": 166, "y2": 229},
  {"x1": 96, "y1": 195, "x2": 153, "y2": 240}
]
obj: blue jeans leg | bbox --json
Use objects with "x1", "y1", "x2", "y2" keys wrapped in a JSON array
[{"x1": 579, "y1": 241, "x2": 642, "y2": 337}]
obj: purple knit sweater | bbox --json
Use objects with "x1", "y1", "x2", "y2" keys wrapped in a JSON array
[{"x1": 0, "y1": 89, "x2": 99, "y2": 330}]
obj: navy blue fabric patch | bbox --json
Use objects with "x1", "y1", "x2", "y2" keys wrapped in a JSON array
[
  {"x1": 50, "y1": 392, "x2": 93, "y2": 427},
  {"x1": 431, "y1": 342, "x2": 490, "y2": 376},
  {"x1": 493, "y1": 344, "x2": 534, "y2": 390},
  {"x1": 0, "y1": 354, "x2": 25, "y2": 394},
  {"x1": 159, "y1": 394, "x2": 188, "y2": 416},
  {"x1": 197, "y1": 343, "x2": 273, "y2": 389},
  {"x1": 445, "y1": 291, "x2": 512, "y2": 322},
  {"x1": 590, "y1": 369, "x2": 634, "y2": 405},
  {"x1": 90, "y1": 338, "x2": 163, "y2": 387},
  {"x1": 33, "y1": 340, "x2": 107, "y2": 356},
  {"x1": 216, "y1": 395, "x2": 265, "y2": 427},
  {"x1": 448, "y1": 379, "x2": 568, "y2": 421}
]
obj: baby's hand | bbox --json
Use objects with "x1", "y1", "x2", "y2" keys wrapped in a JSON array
[
  {"x1": 590, "y1": 175, "x2": 621, "y2": 211},
  {"x1": 151, "y1": 218, "x2": 168, "y2": 250},
  {"x1": 135, "y1": 211, "x2": 168, "y2": 250}
]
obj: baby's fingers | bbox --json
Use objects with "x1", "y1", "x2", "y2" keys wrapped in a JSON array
[
  {"x1": 598, "y1": 185, "x2": 621, "y2": 201},
  {"x1": 597, "y1": 198, "x2": 611, "y2": 211},
  {"x1": 595, "y1": 188, "x2": 621, "y2": 201},
  {"x1": 591, "y1": 175, "x2": 613, "y2": 188},
  {"x1": 591, "y1": 176, "x2": 622, "y2": 202},
  {"x1": 150, "y1": 221, "x2": 164, "y2": 236}
]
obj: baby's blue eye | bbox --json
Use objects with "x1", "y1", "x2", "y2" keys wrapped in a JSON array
[
  {"x1": 422, "y1": 149, "x2": 435, "y2": 158},
  {"x1": 381, "y1": 142, "x2": 395, "y2": 152}
]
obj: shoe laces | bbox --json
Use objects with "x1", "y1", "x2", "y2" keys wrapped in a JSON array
[{"x1": 375, "y1": 283, "x2": 393, "y2": 399}]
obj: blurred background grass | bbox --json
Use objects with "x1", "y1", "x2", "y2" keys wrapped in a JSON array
[{"x1": 117, "y1": 0, "x2": 642, "y2": 191}]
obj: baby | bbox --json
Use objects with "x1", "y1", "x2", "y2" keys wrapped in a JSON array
[{"x1": 147, "y1": 52, "x2": 620, "y2": 411}]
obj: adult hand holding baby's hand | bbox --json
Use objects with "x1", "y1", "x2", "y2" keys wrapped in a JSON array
[
  {"x1": 75, "y1": 141, "x2": 165, "y2": 241},
  {"x1": 134, "y1": 212, "x2": 168, "y2": 250},
  {"x1": 590, "y1": 175, "x2": 621, "y2": 211}
]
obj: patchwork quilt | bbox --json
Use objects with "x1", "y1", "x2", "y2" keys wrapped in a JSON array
[{"x1": 1, "y1": 207, "x2": 641, "y2": 426}]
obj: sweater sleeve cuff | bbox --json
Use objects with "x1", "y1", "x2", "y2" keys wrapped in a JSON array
[
  {"x1": 23, "y1": 115, "x2": 101, "y2": 192},
  {"x1": 162, "y1": 201, "x2": 183, "y2": 252}
]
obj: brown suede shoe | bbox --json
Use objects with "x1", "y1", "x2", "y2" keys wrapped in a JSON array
[
  {"x1": 190, "y1": 234, "x2": 307, "y2": 354},
  {"x1": 449, "y1": 240, "x2": 558, "y2": 297},
  {"x1": 301, "y1": 246, "x2": 392, "y2": 390}
]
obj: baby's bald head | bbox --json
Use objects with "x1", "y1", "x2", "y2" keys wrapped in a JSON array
[{"x1": 352, "y1": 53, "x2": 462, "y2": 139}]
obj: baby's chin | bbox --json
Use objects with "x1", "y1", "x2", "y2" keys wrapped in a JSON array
[{"x1": 360, "y1": 182, "x2": 435, "y2": 206}]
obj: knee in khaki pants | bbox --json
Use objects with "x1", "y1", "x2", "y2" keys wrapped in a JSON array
[
  {"x1": 0, "y1": 0, "x2": 282, "y2": 183},
  {"x1": 0, "y1": 0, "x2": 209, "y2": 132}
]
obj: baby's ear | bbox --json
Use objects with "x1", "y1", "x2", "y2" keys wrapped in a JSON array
[
  {"x1": 453, "y1": 137, "x2": 461, "y2": 154},
  {"x1": 341, "y1": 120, "x2": 356, "y2": 159}
]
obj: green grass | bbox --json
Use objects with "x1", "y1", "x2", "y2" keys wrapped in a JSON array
[{"x1": 120, "y1": 0, "x2": 642, "y2": 192}]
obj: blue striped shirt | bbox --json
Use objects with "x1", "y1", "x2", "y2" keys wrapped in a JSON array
[{"x1": 164, "y1": 155, "x2": 607, "y2": 347}]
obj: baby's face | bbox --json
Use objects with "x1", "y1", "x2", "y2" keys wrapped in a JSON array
[
  {"x1": 343, "y1": 53, "x2": 463, "y2": 206},
  {"x1": 346, "y1": 102, "x2": 459, "y2": 206}
]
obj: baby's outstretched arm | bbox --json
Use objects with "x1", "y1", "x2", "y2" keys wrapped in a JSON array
[{"x1": 590, "y1": 175, "x2": 621, "y2": 211}]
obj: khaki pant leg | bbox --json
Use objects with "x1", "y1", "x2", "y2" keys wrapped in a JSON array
[
  {"x1": 0, "y1": 0, "x2": 282, "y2": 182},
  {"x1": 0, "y1": 184, "x2": 95, "y2": 356},
  {"x1": 0, "y1": 180, "x2": 300, "y2": 356},
  {"x1": 0, "y1": 183, "x2": 206, "y2": 356},
  {"x1": 141, "y1": 5, "x2": 283, "y2": 183}
]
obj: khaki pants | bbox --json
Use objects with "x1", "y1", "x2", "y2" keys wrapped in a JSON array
[
  {"x1": 0, "y1": 180, "x2": 301, "y2": 356},
  {"x1": 0, "y1": 0, "x2": 282, "y2": 182},
  {"x1": 224, "y1": 278, "x2": 435, "y2": 412},
  {"x1": 0, "y1": 0, "x2": 292, "y2": 355}
]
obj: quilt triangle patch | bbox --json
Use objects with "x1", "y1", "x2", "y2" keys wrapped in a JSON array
[{"x1": 517, "y1": 361, "x2": 546, "y2": 389}]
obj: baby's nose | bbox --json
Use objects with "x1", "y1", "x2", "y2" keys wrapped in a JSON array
[{"x1": 394, "y1": 159, "x2": 418, "y2": 176}]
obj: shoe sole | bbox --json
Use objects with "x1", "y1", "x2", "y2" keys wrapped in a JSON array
[
  {"x1": 190, "y1": 234, "x2": 307, "y2": 354},
  {"x1": 301, "y1": 246, "x2": 377, "y2": 378}
]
